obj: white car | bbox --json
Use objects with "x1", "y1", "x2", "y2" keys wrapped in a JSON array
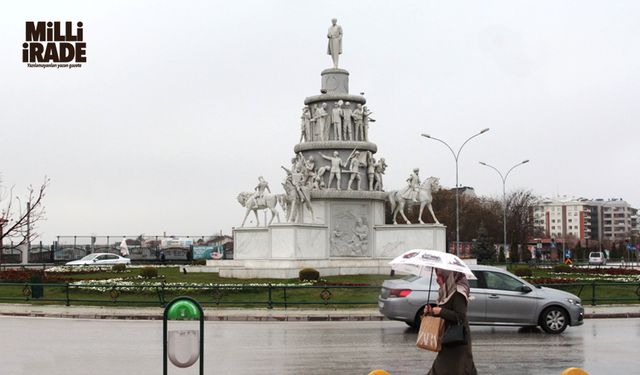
[
  {"x1": 66, "y1": 253, "x2": 131, "y2": 266},
  {"x1": 588, "y1": 251, "x2": 606, "y2": 266}
]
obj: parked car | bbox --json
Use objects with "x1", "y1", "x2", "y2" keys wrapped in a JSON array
[
  {"x1": 378, "y1": 264, "x2": 584, "y2": 334},
  {"x1": 588, "y1": 251, "x2": 606, "y2": 266},
  {"x1": 66, "y1": 253, "x2": 131, "y2": 266}
]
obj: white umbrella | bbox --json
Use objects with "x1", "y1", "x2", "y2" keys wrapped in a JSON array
[
  {"x1": 119, "y1": 239, "x2": 129, "y2": 257},
  {"x1": 389, "y1": 249, "x2": 476, "y2": 280}
]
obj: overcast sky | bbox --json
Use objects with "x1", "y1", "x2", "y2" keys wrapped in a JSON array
[{"x1": 2, "y1": 1, "x2": 639, "y2": 243}]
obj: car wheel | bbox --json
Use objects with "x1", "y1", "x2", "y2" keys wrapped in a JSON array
[
  {"x1": 539, "y1": 306, "x2": 568, "y2": 334},
  {"x1": 405, "y1": 321, "x2": 417, "y2": 328}
]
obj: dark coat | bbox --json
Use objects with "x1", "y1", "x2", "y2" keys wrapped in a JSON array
[{"x1": 427, "y1": 291, "x2": 477, "y2": 375}]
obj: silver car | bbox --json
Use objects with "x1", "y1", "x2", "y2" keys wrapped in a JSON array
[{"x1": 378, "y1": 264, "x2": 584, "y2": 334}]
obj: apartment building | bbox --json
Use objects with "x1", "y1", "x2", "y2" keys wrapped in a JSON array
[{"x1": 533, "y1": 197, "x2": 637, "y2": 243}]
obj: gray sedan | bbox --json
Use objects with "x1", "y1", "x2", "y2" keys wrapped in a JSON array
[{"x1": 378, "y1": 264, "x2": 584, "y2": 334}]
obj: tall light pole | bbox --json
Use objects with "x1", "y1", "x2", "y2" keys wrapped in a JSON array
[
  {"x1": 479, "y1": 160, "x2": 529, "y2": 259},
  {"x1": 421, "y1": 128, "x2": 490, "y2": 257}
]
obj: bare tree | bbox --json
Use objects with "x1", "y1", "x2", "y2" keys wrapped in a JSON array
[
  {"x1": 505, "y1": 189, "x2": 537, "y2": 259},
  {"x1": 0, "y1": 176, "x2": 50, "y2": 254}
]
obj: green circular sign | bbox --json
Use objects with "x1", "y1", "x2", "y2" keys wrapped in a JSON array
[{"x1": 167, "y1": 299, "x2": 201, "y2": 320}]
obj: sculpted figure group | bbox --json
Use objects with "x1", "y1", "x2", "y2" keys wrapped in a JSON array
[{"x1": 301, "y1": 102, "x2": 374, "y2": 142}]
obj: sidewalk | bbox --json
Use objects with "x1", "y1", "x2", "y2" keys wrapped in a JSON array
[{"x1": 1, "y1": 303, "x2": 639, "y2": 321}]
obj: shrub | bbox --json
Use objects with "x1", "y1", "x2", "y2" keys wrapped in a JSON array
[
  {"x1": 299, "y1": 268, "x2": 320, "y2": 282},
  {"x1": 111, "y1": 264, "x2": 127, "y2": 272},
  {"x1": 553, "y1": 264, "x2": 572, "y2": 273},
  {"x1": 139, "y1": 266, "x2": 158, "y2": 279},
  {"x1": 513, "y1": 266, "x2": 533, "y2": 277}
]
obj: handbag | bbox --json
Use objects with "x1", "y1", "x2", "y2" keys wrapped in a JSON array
[
  {"x1": 416, "y1": 315, "x2": 445, "y2": 352},
  {"x1": 441, "y1": 319, "x2": 468, "y2": 347}
]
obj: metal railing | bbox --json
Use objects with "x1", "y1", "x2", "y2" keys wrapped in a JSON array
[
  {"x1": 537, "y1": 281, "x2": 640, "y2": 306},
  {"x1": 0, "y1": 282, "x2": 381, "y2": 308},
  {"x1": 1, "y1": 281, "x2": 639, "y2": 308}
]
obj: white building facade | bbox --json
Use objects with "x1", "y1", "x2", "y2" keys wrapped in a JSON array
[{"x1": 534, "y1": 197, "x2": 637, "y2": 244}]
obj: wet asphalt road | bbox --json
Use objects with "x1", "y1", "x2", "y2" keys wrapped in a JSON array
[{"x1": 1, "y1": 317, "x2": 637, "y2": 375}]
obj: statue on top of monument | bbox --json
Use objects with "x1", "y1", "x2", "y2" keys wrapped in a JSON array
[
  {"x1": 331, "y1": 101, "x2": 343, "y2": 141},
  {"x1": 353, "y1": 104, "x2": 364, "y2": 141},
  {"x1": 320, "y1": 151, "x2": 347, "y2": 190},
  {"x1": 373, "y1": 157, "x2": 387, "y2": 191},
  {"x1": 362, "y1": 105, "x2": 375, "y2": 141},
  {"x1": 400, "y1": 168, "x2": 421, "y2": 202},
  {"x1": 327, "y1": 18, "x2": 343, "y2": 69},
  {"x1": 300, "y1": 106, "x2": 312, "y2": 142},
  {"x1": 314, "y1": 103, "x2": 329, "y2": 141},
  {"x1": 366, "y1": 152, "x2": 376, "y2": 191},
  {"x1": 344, "y1": 150, "x2": 366, "y2": 191},
  {"x1": 251, "y1": 176, "x2": 271, "y2": 209},
  {"x1": 341, "y1": 101, "x2": 353, "y2": 141}
]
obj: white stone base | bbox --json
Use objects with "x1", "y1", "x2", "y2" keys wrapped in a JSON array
[
  {"x1": 206, "y1": 259, "x2": 395, "y2": 279},
  {"x1": 374, "y1": 224, "x2": 446, "y2": 257},
  {"x1": 222, "y1": 223, "x2": 447, "y2": 279}
]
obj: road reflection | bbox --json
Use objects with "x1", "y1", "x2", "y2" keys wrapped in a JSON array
[{"x1": 0, "y1": 317, "x2": 638, "y2": 375}]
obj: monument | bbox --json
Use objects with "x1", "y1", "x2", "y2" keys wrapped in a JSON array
[{"x1": 218, "y1": 20, "x2": 446, "y2": 278}]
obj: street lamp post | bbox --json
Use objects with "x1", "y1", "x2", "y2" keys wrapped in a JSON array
[
  {"x1": 479, "y1": 160, "x2": 530, "y2": 260},
  {"x1": 421, "y1": 128, "x2": 490, "y2": 257}
]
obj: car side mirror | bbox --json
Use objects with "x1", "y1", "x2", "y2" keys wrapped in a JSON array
[
  {"x1": 520, "y1": 285, "x2": 532, "y2": 293},
  {"x1": 92, "y1": 259, "x2": 97, "y2": 262}
]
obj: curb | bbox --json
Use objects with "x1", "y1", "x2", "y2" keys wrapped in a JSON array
[
  {"x1": 583, "y1": 312, "x2": 640, "y2": 319},
  {"x1": 0, "y1": 311, "x2": 385, "y2": 321},
  {"x1": 1, "y1": 310, "x2": 638, "y2": 321}
]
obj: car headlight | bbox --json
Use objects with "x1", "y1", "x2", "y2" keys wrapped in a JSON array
[{"x1": 566, "y1": 298, "x2": 581, "y2": 306}]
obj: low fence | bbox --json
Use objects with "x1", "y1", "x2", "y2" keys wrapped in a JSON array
[
  {"x1": 538, "y1": 281, "x2": 640, "y2": 306},
  {"x1": 1, "y1": 281, "x2": 639, "y2": 308},
  {"x1": 0, "y1": 236, "x2": 232, "y2": 264},
  {"x1": 0, "y1": 282, "x2": 380, "y2": 308}
]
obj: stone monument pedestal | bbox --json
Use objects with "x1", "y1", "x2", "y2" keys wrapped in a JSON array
[{"x1": 219, "y1": 222, "x2": 446, "y2": 279}]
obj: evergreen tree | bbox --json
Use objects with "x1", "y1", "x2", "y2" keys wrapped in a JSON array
[
  {"x1": 509, "y1": 238, "x2": 519, "y2": 263},
  {"x1": 472, "y1": 224, "x2": 496, "y2": 264}
]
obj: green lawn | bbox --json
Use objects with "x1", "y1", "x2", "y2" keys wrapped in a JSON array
[
  {"x1": 2, "y1": 265, "x2": 638, "y2": 307},
  {"x1": 0, "y1": 267, "x2": 398, "y2": 308}
]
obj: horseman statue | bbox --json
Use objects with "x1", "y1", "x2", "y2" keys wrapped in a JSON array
[
  {"x1": 281, "y1": 166, "x2": 315, "y2": 223},
  {"x1": 237, "y1": 176, "x2": 281, "y2": 227},
  {"x1": 388, "y1": 171, "x2": 440, "y2": 225}
]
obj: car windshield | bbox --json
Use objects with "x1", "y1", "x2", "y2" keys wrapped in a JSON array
[
  {"x1": 79, "y1": 254, "x2": 98, "y2": 261},
  {"x1": 590, "y1": 252, "x2": 602, "y2": 257}
]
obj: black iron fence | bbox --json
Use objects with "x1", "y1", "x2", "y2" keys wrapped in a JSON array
[{"x1": 1, "y1": 281, "x2": 639, "y2": 308}]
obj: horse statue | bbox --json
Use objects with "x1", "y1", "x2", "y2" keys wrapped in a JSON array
[
  {"x1": 282, "y1": 174, "x2": 314, "y2": 223},
  {"x1": 237, "y1": 191, "x2": 281, "y2": 227},
  {"x1": 388, "y1": 176, "x2": 440, "y2": 225}
]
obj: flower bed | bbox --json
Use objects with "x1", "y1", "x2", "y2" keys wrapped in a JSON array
[
  {"x1": 70, "y1": 277, "x2": 315, "y2": 293},
  {"x1": 0, "y1": 269, "x2": 72, "y2": 283}
]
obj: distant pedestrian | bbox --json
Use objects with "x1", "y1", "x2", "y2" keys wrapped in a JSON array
[{"x1": 160, "y1": 250, "x2": 166, "y2": 263}]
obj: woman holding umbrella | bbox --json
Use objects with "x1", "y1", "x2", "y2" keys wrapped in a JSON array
[{"x1": 424, "y1": 269, "x2": 477, "y2": 375}]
